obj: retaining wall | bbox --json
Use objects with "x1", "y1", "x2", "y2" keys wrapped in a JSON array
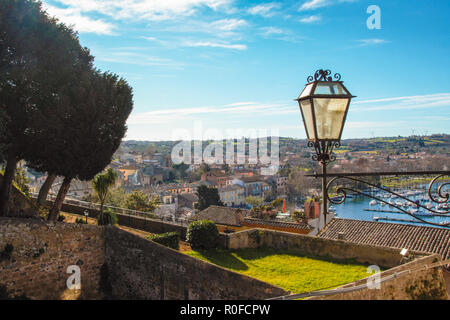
[
  {"x1": 104, "y1": 226, "x2": 288, "y2": 299},
  {"x1": 0, "y1": 218, "x2": 105, "y2": 299},
  {"x1": 222, "y1": 228, "x2": 429, "y2": 268},
  {"x1": 310, "y1": 254, "x2": 449, "y2": 300}
]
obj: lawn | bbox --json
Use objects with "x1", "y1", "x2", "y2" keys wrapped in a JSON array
[{"x1": 185, "y1": 248, "x2": 371, "y2": 294}]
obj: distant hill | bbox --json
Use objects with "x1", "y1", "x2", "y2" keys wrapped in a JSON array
[{"x1": 119, "y1": 134, "x2": 449, "y2": 159}]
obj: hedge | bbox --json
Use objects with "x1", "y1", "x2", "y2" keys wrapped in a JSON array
[{"x1": 148, "y1": 232, "x2": 180, "y2": 250}]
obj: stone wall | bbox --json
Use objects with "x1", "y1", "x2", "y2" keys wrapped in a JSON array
[
  {"x1": 0, "y1": 175, "x2": 36, "y2": 218},
  {"x1": 310, "y1": 254, "x2": 449, "y2": 300},
  {"x1": 53, "y1": 201, "x2": 188, "y2": 239},
  {"x1": 0, "y1": 218, "x2": 105, "y2": 299},
  {"x1": 104, "y1": 226, "x2": 288, "y2": 300},
  {"x1": 222, "y1": 228, "x2": 428, "y2": 268},
  {"x1": 115, "y1": 214, "x2": 187, "y2": 240},
  {"x1": 2, "y1": 213, "x2": 445, "y2": 300}
]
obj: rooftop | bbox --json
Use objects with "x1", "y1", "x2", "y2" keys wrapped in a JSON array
[
  {"x1": 191, "y1": 206, "x2": 247, "y2": 226},
  {"x1": 318, "y1": 218, "x2": 450, "y2": 260},
  {"x1": 244, "y1": 217, "x2": 311, "y2": 231}
]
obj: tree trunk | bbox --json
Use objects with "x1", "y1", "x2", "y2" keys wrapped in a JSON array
[
  {"x1": 37, "y1": 172, "x2": 57, "y2": 205},
  {"x1": 99, "y1": 202, "x2": 104, "y2": 224},
  {"x1": 0, "y1": 153, "x2": 19, "y2": 217},
  {"x1": 48, "y1": 176, "x2": 72, "y2": 221}
]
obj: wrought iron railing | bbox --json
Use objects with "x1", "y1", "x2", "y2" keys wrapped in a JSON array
[{"x1": 306, "y1": 171, "x2": 449, "y2": 228}]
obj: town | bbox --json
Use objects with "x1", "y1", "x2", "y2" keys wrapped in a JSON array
[
  {"x1": 1, "y1": 0, "x2": 449, "y2": 308},
  {"x1": 21, "y1": 134, "x2": 449, "y2": 232}
]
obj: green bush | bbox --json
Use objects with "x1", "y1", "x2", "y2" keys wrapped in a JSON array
[
  {"x1": 97, "y1": 208, "x2": 118, "y2": 226},
  {"x1": 148, "y1": 232, "x2": 180, "y2": 250},
  {"x1": 186, "y1": 220, "x2": 219, "y2": 250},
  {"x1": 75, "y1": 218, "x2": 87, "y2": 224}
]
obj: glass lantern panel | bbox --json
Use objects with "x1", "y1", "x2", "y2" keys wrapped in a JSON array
[
  {"x1": 313, "y1": 98, "x2": 349, "y2": 140},
  {"x1": 299, "y1": 99, "x2": 315, "y2": 140},
  {"x1": 314, "y1": 82, "x2": 347, "y2": 95},
  {"x1": 298, "y1": 83, "x2": 314, "y2": 99}
]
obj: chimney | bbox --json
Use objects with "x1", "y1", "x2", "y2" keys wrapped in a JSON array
[{"x1": 337, "y1": 232, "x2": 346, "y2": 240}]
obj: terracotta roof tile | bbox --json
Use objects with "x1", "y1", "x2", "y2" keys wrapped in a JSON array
[
  {"x1": 190, "y1": 206, "x2": 247, "y2": 226},
  {"x1": 243, "y1": 218, "x2": 311, "y2": 231},
  {"x1": 318, "y1": 218, "x2": 450, "y2": 260}
]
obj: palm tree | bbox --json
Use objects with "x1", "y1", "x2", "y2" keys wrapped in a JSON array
[{"x1": 92, "y1": 168, "x2": 118, "y2": 223}]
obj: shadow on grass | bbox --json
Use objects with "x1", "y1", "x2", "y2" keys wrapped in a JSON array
[{"x1": 190, "y1": 249, "x2": 249, "y2": 271}]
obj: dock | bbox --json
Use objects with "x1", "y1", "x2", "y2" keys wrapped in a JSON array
[{"x1": 373, "y1": 216, "x2": 423, "y2": 224}]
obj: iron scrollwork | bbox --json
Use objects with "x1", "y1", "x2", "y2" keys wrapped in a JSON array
[
  {"x1": 307, "y1": 69, "x2": 342, "y2": 83},
  {"x1": 428, "y1": 174, "x2": 449, "y2": 204},
  {"x1": 307, "y1": 140, "x2": 340, "y2": 165},
  {"x1": 326, "y1": 174, "x2": 450, "y2": 228}
]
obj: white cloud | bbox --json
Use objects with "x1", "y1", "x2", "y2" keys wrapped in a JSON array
[
  {"x1": 48, "y1": 0, "x2": 234, "y2": 21},
  {"x1": 353, "y1": 93, "x2": 450, "y2": 111},
  {"x1": 127, "y1": 101, "x2": 291, "y2": 125},
  {"x1": 183, "y1": 41, "x2": 247, "y2": 50},
  {"x1": 94, "y1": 48, "x2": 184, "y2": 68},
  {"x1": 299, "y1": 15, "x2": 321, "y2": 23},
  {"x1": 209, "y1": 18, "x2": 248, "y2": 31},
  {"x1": 247, "y1": 2, "x2": 280, "y2": 17},
  {"x1": 260, "y1": 26, "x2": 284, "y2": 36},
  {"x1": 298, "y1": 0, "x2": 356, "y2": 11},
  {"x1": 344, "y1": 121, "x2": 400, "y2": 129},
  {"x1": 298, "y1": 0, "x2": 331, "y2": 11},
  {"x1": 357, "y1": 38, "x2": 389, "y2": 46},
  {"x1": 43, "y1": 4, "x2": 116, "y2": 35},
  {"x1": 258, "y1": 26, "x2": 301, "y2": 42}
]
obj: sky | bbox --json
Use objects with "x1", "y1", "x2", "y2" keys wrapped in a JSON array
[{"x1": 41, "y1": 0, "x2": 450, "y2": 141}]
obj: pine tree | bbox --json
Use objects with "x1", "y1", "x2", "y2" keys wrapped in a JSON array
[
  {"x1": 46, "y1": 71, "x2": 133, "y2": 220},
  {"x1": 0, "y1": 0, "x2": 93, "y2": 216},
  {"x1": 196, "y1": 185, "x2": 224, "y2": 211}
]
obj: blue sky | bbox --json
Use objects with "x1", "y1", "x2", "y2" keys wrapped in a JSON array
[{"x1": 42, "y1": 0, "x2": 450, "y2": 140}]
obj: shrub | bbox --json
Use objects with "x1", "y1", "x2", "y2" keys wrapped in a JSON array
[
  {"x1": 75, "y1": 218, "x2": 87, "y2": 224},
  {"x1": 186, "y1": 220, "x2": 219, "y2": 250},
  {"x1": 97, "y1": 208, "x2": 118, "y2": 226},
  {"x1": 57, "y1": 215, "x2": 65, "y2": 222},
  {"x1": 292, "y1": 210, "x2": 306, "y2": 222},
  {"x1": 148, "y1": 232, "x2": 180, "y2": 250}
]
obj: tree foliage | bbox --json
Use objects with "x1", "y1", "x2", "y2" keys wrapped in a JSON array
[
  {"x1": 148, "y1": 232, "x2": 180, "y2": 250},
  {"x1": 97, "y1": 207, "x2": 118, "y2": 226},
  {"x1": 92, "y1": 168, "x2": 118, "y2": 220},
  {"x1": 0, "y1": 1, "x2": 133, "y2": 219},
  {"x1": 0, "y1": 0, "x2": 95, "y2": 216},
  {"x1": 245, "y1": 196, "x2": 263, "y2": 207},
  {"x1": 172, "y1": 162, "x2": 189, "y2": 180},
  {"x1": 196, "y1": 185, "x2": 223, "y2": 211},
  {"x1": 186, "y1": 220, "x2": 219, "y2": 251},
  {"x1": 125, "y1": 190, "x2": 160, "y2": 212}
]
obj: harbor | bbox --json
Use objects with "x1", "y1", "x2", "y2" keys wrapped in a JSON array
[{"x1": 331, "y1": 184, "x2": 450, "y2": 228}]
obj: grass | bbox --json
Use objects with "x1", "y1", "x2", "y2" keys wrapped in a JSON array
[
  {"x1": 372, "y1": 138, "x2": 406, "y2": 143},
  {"x1": 333, "y1": 148, "x2": 351, "y2": 154},
  {"x1": 380, "y1": 176, "x2": 450, "y2": 188},
  {"x1": 185, "y1": 248, "x2": 372, "y2": 294}
]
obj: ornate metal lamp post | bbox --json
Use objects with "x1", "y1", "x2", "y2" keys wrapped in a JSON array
[{"x1": 295, "y1": 69, "x2": 355, "y2": 228}]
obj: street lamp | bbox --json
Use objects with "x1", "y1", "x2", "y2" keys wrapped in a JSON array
[
  {"x1": 295, "y1": 69, "x2": 355, "y2": 230},
  {"x1": 84, "y1": 210, "x2": 89, "y2": 224}
]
